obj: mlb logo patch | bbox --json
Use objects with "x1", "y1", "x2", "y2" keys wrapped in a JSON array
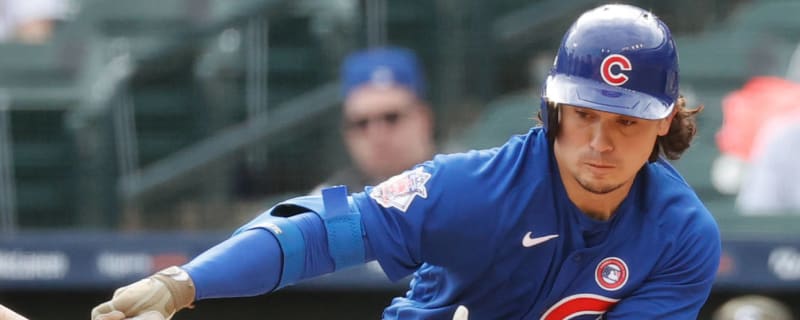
[
  {"x1": 370, "y1": 167, "x2": 431, "y2": 212},
  {"x1": 595, "y1": 257, "x2": 629, "y2": 291}
]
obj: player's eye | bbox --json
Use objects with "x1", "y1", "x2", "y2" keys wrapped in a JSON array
[
  {"x1": 617, "y1": 118, "x2": 637, "y2": 126},
  {"x1": 574, "y1": 109, "x2": 592, "y2": 119}
]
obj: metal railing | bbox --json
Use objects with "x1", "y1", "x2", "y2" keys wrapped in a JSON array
[
  {"x1": 0, "y1": 91, "x2": 16, "y2": 233},
  {"x1": 118, "y1": 81, "x2": 341, "y2": 202}
]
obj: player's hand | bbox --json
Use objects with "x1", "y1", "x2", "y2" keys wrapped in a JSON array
[
  {"x1": 91, "y1": 266, "x2": 195, "y2": 320},
  {"x1": 0, "y1": 304, "x2": 29, "y2": 320},
  {"x1": 94, "y1": 310, "x2": 166, "y2": 320}
]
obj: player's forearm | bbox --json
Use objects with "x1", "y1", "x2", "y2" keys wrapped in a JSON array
[
  {"x1": 92, "y1": 213, "x2": 337, "y2": 320},
  {"x1": 182, "y1": 211, "x2": 374, "y2": 300},
  {"x1": 181, "y1": 228, "x2": 285, "y2": 300},
  {"x1": 93, "y1": 190, "x2": 376, "y2": 319}
]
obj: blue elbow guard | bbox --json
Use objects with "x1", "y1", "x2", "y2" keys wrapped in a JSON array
[
  {"x1": 235, "y1": 185, "x2": 365, "y2": 288},
  {"x1": 321, "y1": 186, "x2": 366, "y2": 271}
]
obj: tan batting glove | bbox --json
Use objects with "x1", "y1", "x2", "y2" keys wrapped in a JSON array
[
  {"x1": 91, "y1": 266, "x2": 196, "y2": 320},
  {"x1": 0, "y1": 304, "x2": 29, "y2": 320},
  {"x1": 93, "y1": 311, "x2": 166, "y2": 320}
]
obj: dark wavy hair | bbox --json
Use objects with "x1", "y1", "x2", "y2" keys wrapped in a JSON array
[{"x1": 539, "y1": 95, "x2": 703, "y2": 162}]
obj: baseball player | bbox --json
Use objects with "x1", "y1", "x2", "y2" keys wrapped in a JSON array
[{"x1": 92, "y1": 4, "x2": 720, "y2": 319}]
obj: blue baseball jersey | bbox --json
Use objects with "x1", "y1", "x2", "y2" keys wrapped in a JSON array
[{"x1": 352, "y1": 127, "x2": 720, "y2": 319}]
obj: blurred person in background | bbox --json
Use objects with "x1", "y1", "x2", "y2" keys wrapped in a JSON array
[
  {"x1": 312, "y1": 46, "x2": 435, "y2": 194},
  {"x1": 713, "y1": 295, "x2": 794, "y2": 320},
  {"x1": 713, "y1": 76, "x2": 800, "y2": 214},
  {"x1": 0, "y1": 0, "x2": 71, "y2": 43},
  {"x1": 737, "y1": 122, "x2": 800, "y2": 213}
]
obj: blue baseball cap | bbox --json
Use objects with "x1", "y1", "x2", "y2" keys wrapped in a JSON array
[{"x1": 340, "y1": 47, "x2": 426, "y2": 99}]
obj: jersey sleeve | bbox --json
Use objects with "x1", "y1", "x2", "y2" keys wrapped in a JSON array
[
  {"x1": 353, "y1": 152, "x2": 500, "y2": 281},
  {"x1": 604, "y1": 211, "x2": 721, "y2": 318}
]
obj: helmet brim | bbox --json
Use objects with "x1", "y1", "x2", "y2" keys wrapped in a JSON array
[{"x1": 544, "y1": 74, "x2": 675, "y2": 120}]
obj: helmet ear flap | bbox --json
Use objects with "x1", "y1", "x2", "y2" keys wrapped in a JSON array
[{"x1": 545, "y1": 102, "x2": 560, "y2": 144}]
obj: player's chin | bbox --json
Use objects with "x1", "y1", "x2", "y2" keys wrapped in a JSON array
[
  {"x1": 576, "y1": 169, "x2": 612, "y2": 184},
  {"x1": 576, "y1": 175, "x2": 626, "y2": 195}
]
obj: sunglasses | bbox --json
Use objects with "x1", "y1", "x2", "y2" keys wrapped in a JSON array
[{"x1": 344, "y1": 110, "x2": 409, "y2": 132}]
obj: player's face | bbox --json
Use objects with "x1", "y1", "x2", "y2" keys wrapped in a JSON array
[
  {"x1": 554, "y1": 105, "x2": 673, "y2": 195},
  {"x1": 343, "y1": 85, "x2": 434, "y2": 182}
]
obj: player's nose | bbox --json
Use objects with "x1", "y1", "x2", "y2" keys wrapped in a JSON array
[{"x1": 589, "y1": 122, "x2": 614, "y2": 153}]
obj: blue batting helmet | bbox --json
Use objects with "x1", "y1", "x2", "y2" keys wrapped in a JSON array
[{"x1": 541, "y1": 4, "x2": 679, "y2": 131}]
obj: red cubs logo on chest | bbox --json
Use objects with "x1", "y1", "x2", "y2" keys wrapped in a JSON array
[{"x1": 600, "y1": 54, "x2": 632, "y2": 86}]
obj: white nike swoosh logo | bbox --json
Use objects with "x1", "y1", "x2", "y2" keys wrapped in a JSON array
[{"x1": 522, "y1": 232, "x2": 559, "y2": 247}]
